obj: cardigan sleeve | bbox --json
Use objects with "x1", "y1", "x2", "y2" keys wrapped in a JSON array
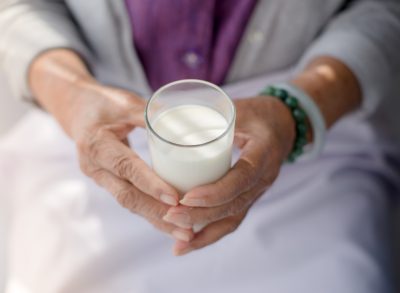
[
  {"x1": 0, "y1": 0, "x2": 91, "y2": 101},
  {"x1": 299, "y1": 0, "x2": 400, "y2": 114}
]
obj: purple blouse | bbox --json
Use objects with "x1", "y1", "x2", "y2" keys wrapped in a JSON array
[{"x1": 125, "y1": 0, "x2": 257, "y2": 91}]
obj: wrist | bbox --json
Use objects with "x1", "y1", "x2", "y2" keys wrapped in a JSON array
[
  {"x1": 291, "y1": 56, "x2": 361, "y2": 129},
  {"x1": 29, "y1": 49, "x2": 95, "y2": 106},
  {"x1": 29, "y1": 49, "x2": 96, "y2": 135},
  {"x1": 255, "y1": 96, "x2": 296, "y2": 162}
]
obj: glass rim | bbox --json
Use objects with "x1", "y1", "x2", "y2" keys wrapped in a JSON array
[{"x1": 145, "y1": 79, "x2": 236, "y2": 148}]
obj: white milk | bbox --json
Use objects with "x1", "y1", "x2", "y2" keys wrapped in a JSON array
[{"x1": 149, "y1": 105, "x2": 233, "y2": 194}]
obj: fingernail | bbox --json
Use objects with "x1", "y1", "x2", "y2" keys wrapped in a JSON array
[
  {"x1": 180, "y1": 197, "x2": 206, "y2": 207},
  {"x1": 174, "y1": 246, "x2": 192, "y2": 256},
  {"x1": 173, "y1": 241, "x2": 191, "y2": 256},
  {"x1": 163, "y1": 212, "x2": 192, "y2": 228},
  {"x1": 172, "y1": 230, "x2": 192, "y2": 242},
  {"x1": 160, "y1": 194, "x2": 178, "y2": 206}
]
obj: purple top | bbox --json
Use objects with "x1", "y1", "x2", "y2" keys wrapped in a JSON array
[{"x1": 125, "y1": 0, "x2": 258, "y2": 91}]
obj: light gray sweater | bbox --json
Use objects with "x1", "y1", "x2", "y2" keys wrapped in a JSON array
[{"x1": 0, "y1": 0, "x2": 399, "y2": 116}]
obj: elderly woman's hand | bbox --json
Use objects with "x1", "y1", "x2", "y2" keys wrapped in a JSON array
[
  {"x1": 70, "y1": 84, "x2": 195, "y2": 239},
  {"x1": 164, "y1": 56, "x2": 363, "y2": 255},
  {"x1": 29, "y1": 49, "x2": 194, "y2": 243},
  {"x1": 163, "y1": 96, "x2": 296, "y2": 255}
]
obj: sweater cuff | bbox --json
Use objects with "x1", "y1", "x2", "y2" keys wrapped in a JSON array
[
  {"x1": 298, "y1": 30, "x2": 392, "y2": 115},
  {"x1": 0, "y1": 12, "x2": 91, "y2": 101}
]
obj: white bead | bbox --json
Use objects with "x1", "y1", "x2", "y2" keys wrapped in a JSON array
[{"x1": 182, "y1": 51, "x2": 201, "y2": 69}]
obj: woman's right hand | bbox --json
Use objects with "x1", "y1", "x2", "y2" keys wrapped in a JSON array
[{"x1": 29, "y1": 49, "x2": 194, "y2": 243}]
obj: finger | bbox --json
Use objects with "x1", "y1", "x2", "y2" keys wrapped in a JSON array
[
  {"x1": 92, "y1": 169, "x2": 194, "y2": 242},
  {"x1": 164, "y1": 183, "x2": 266, "y2": 229},
  {"x1": 91, "y1": 168, "x2": 172, "y2": 221},
  {"x1": 173, "y1": 212, "x2": 246, "y2": 256},
  {"x1": 180, "y1": 137, "x2": 269, "y2": 207},
  {"x1": 148, "y1": 219, "x2": 194, "y2": 242},
  {"x1": 87, "y1": 129, "x2": 180, "y2": 206}
]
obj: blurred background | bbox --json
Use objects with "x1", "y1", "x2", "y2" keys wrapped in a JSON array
[
  {"x1": 0, "y1": 73, "x2": 28, "y2": 134},
  {"x1": 0, "y1": 74, "x2": 27, "y2": 292}
]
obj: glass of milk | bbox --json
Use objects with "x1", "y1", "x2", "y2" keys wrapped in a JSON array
[{"x1": 145, "y1": 79, "x2": 236, "y2": 195}]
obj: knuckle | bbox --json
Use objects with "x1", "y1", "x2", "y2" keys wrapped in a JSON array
[
  {"x1": 89, "y1": 169, "x2": 104, "y2": 184},
  {"x1": 112, "y1": 155, "x2": 133, "y2": 177},
  {"x1": 121, "y1": 190, "x2": 167, "y2": 221},
  {"x1": 226, "y1": 196, "x2": 249, "y2": 217},
  {"x1": 208, "y1": 182, "x2": 236, "y2": 206},
  {"x1": 149, "y1": 219, "x2": 171, "y2": 234},
  {"x1": 129, "y1": 162, "x2": 148, "y2": 186},
  {"x1": 77, "y1": 134, "x2": 101, "y2": 162},
  {"x1": 201, "y1": 210, "x2": 219, "y2": 224},
  {"x1": 112, "y1": 156, "x2": 144, "y2": 185},
  {"x1": 233, "y1": 161, "x2": 259, "y2": 190},
  {"x1": 198, "y1": 207, "x2": 232, "y2": 225},
  {"x1": 112, "y1": 155, "x2": 145, "y2": 186},
  {"x1": 213, "y1": 181, "x2": 231, "y2": 202},
  {"x1": 226, "y1": 201, "x2": 242, "y2": 218},
  {"x1": 147, "y1": 204, "x2": 167, "y2": 221},
  {"x1": 115, "y1": 188, "x2": 138, "y2": 211},
  {"x1": 234, "y1": 196, "x2": 249, "y2": 214},
  {"x1": 240, "y1": 164, "x2": 257, "y2": 185},
  {"x1": 89, "y1": 169, "x2": 112, "y2": 188}
]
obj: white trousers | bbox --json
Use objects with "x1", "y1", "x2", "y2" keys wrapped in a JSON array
[{"x1": 0, "y1": 75, "x2": 398, "y2": 293}]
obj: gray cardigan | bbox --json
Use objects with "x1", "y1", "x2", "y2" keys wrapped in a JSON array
[{"x1": 0, "y1": 0, "x2": 400, "y2": 115}]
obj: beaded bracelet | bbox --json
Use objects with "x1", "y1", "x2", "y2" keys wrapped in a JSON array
[
  {"x1": 260, "y1": 86, "x2": 309, "y2": 163},
  {"x1": 275, "y1": 83, "x2": 326, "y2": 161}
]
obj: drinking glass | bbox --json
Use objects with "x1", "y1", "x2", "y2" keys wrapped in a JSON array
[{"x1": 145, "y1": 79, "x2": 236, "y2": 194}]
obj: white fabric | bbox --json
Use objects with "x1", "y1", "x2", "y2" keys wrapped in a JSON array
[
  {"x1": 0, "y1": 75, "x2": 399, "y2": 293},
  {"x1": 0, "y1": 71, "x2": 27, "y2": 293}
]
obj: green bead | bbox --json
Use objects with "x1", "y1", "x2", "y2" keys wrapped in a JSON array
[
  {"x1": 295, "y1": 137, "x2": 308, "y2": 148},
  {"x1": 264, "y1": 86, "x2": 276, "y2": 96},
  {"x1": 293, "y1": 147, "x2": 304, "y2": 157},
  {"x1": 287, "y1": 154, "x2": 297, "y2": 163},
  {"x1": 285, "y1": 96, "x2": 298, "y2": 109},
  {"x1": 297, "y1": 122, "x2": 308, "y2": 136},
  {"x1": 274, "y1": 89, "x2": 289, "y2": 100},
  {"x1": 293, "y1": 108, "x2": 306, "y2": 122}
]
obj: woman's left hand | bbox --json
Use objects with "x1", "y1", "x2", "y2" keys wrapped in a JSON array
[{"x1": 163, "y1": 96, "x2": 297, "y2": 255}]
